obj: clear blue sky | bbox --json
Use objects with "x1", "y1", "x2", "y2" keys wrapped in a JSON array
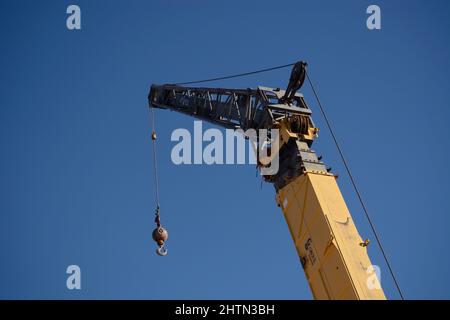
[{"x1": 1, "y1": 0, "x2": 449, "y2": 299}]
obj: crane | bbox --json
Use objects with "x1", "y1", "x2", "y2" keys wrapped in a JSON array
[{"x1": 148, "y1": 61, "x2": 386, "y2": 300}]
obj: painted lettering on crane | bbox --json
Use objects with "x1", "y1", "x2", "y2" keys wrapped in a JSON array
[{"x1": 305, "y1": 238, "x2": 317, "y2": 266}]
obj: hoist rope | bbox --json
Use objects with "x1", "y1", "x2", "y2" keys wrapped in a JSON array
[
  {"x1": 174, "y1": 62, "x2": 296, "y2": 85},
  {"x1": 150, "y1": 106, "x2": 161, "y2": 212},
  {"x1": 305, "y1": 71, "x2": 405, "y2": 300},
  {"x1": 149, "y1": 107, "x2": 168, "y2": 256}
]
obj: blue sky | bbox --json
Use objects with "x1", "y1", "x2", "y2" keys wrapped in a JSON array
[{"x1": 1, "y1": 0, "x2": 450, "y2": 299}]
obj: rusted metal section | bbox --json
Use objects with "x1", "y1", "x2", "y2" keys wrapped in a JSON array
[{"x1": 152, "y1": 227, "x2": 169, "y2": 246}]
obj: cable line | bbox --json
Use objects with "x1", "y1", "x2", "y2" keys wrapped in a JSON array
[
  {"x1": 175, "y1": 62, "x2": 296, "y2": 85},
  {"x1": 149, "y1": 107, "x2": 169, "y2": 256},
  {"x1": 305, "y1": 70, "x2": 405, "y2": 300},
  {"x1": 150, "y1": 106, "x2": 160, "y2": 208}
]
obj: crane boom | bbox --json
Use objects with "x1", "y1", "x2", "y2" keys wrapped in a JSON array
[
  {"x1": 148, "y1": 65, "x2": 386, "y2": 299},
  {"x1": 150, "y1": 84, "x2": 314, "y2": 131}
]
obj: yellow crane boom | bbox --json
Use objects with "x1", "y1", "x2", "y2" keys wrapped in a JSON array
[
  {"x1": 275, "y1": 124, "x2": 385, "y2": 299},
  {"x1": 148, "y1": 62, "x2": 386, "y2": 299}
]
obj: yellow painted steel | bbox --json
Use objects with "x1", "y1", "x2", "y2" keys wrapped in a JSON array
[{"x1": 276, "y1": 172, "x2": 386, "y2": 300}]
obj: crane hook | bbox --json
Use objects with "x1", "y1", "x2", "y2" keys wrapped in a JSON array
[
  {"x1": 152, "y1": 225, "x2": 169, "y2": 257},
  {"x1": 156, "y1": 245, "x2": 168, "y2": 256}
]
